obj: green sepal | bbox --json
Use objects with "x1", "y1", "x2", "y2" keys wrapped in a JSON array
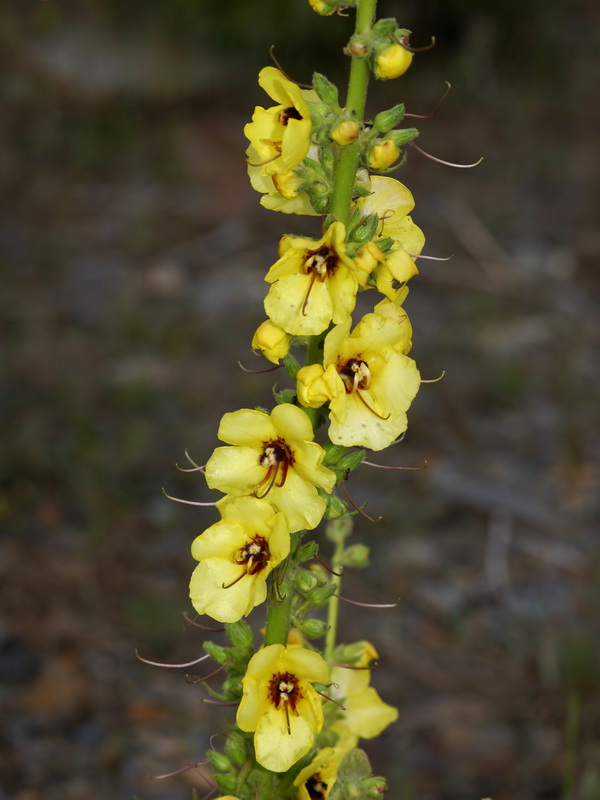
[
  {"x1": 323, "y1": 443, "x2": 350, "y2": 465},
  {"x1": 296, "y1": 569, "x2": 319, "y2": 594},
  {"x1": 386, "y1": 127, "x2": 419, "y2": 146},
  {"x1": 349, "y1": 212, "x2": 379, "y2": 245},
  {"x1": 372, "y1": 103, "x2": 406, "y2": 134},
  {"x1": 213, "y1": 771, "x2": 238, "y2": 794},
  {"x1": 308, "y1": 583, "x2": 337, "y2": 607},
  {"x1": 224, "y1": 731, "x2": 249, "y2": 767},
  {"x1": 337, "y1": 449, "x2": 366, "y2": 474},
  {"x1": 295, "y1": 539, "x2": 319, "y2": 565},
  {"x1": 283, "y1": 352, "x2": 301, "y2": 380},
  {"x1": 273, "y1": 386, "x2": 296, "y2": 405},
  {"x1": 376, "y1": 236, "x2": 395, "y2": 254},
  {"x1": 372, "y1": 18, "x2": 399, "y2": 39},
  {"x1": 203, "y1": 640, "x2": 229, "y2": 664},
  {"x1": 225, "y1": 620, "x2": 254, "y2": 651},
  {"x1": 205, "y1": 750, "x2": 233, "y2": 773},
  {"x1": 365, "y1": 775, "x2": 388, "y2": 798},
  {"x1": 222, "y1": 676, "x2": 243, "y2": 697},
  {"x1": 312, "y1": 72, "x2": 340, "y2": 108},
  {"x1": 296, "y1": 617, "x2": 328, "y2": 638},
  {"x1": 319, "y1": 144, "x2": 336, "y2": 173},
  {"x1": 324, "y1": 492, "x2": 349, "y2": 519}
]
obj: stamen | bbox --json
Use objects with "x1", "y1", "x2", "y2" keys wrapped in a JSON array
[
  {"x1": 222, "y1": 569, "x2": 248, "y2": 589},
  {"x1": 284, "y1": 700, "x2": 291, "y2": 735},
  {"x1": 405, "y1": 81, "x2": 451, "y2": 119},
  {"x1": 275, "y1": 458, "x2": 289, "y2": 488},
  {"x1": 301, "y1": 270, "x2": 318, "y2": 316},
  {"x1": 246, "y1": 149, "x2": 282, "y2": 168},
  {"x1": 162, "y1": 488, "x2": 218, "y2": 506},
  {"x1": 412, "y1": 143, "x2": 483, "y2": 169},
  {"x1": 254, "y1": 464, "x2": 279, "y2": 499},
  {"x1": 356, "y1": 388, "x2": 391, "y2": 420},
  {"x1": 135, "y1": 650, "x2": 212, "y2": 669}
]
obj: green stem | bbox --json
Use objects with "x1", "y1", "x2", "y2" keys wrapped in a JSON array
[
  {"x1": 329, "y1": 0, "x2": 377, "y2": 226},
  {"x1": 324, "y1": 522, "x2": 352, "y2": 661},
  {"x1": 263, "y1": 532, "x2": 301, "y2": 647}
]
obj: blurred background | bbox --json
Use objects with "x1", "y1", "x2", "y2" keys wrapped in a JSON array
[{"x1": 1, "y1": 0, "x2": 599, "y2": 798}]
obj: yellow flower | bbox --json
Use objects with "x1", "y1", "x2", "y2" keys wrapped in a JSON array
[
  {"x1": 251, "y1": 320, "x2": 291, "y2": 364},
  {"x1": 374, "y1": 43, "x2": 413, "y2": 80},
  {"x1": 367, "y1": 139, "x2": 401, "y2": 170},
  {"x1": 245, "y1": 67, "x2": 312, "y2": 177},
  {"x1": 329, "y1": 642, "x2": 398, "y2": 745},
  {"x1": 293, "y1": 747, "x2": 349, "y2": 800},
  {"x1": 354, "y1": 176, "x2": 424, "y2": 296},
  {"x1": 264, "y1": 222, "x2": 368, "y2": 336},
  {"x1": 247, "y1": 158, "x2": 319, "y2": 216},
  {"x1": 205, "y1": 404, "x2": 336, "y2": 532},
  {"x1": 296, "y1": 310, "x2": 420, "y2": 451},
  {"x1": 237, "y1": 644, "x2": 329, "y2": 772},
  {"x1": 189, "y1": 497, "x2": 289, "y2": 624}
]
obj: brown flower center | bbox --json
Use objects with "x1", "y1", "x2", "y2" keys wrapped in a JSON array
[
  {"x1": 306, "y1": 776, "x2": 328, "y2": 800},
  {"x1": 338, "y1": 358, "x2": 390, "y2": 420},
  {"x1": 255, "y1": 438, "x2": 294, "y2": 498},
  {"x1": 279, "y1": 106, "x2": 303, "y2": 126},
  {"x1": 268, "y1": 671, "x2": 303, "y2": 734},
  {"x1": 304, "y1": 246, "x2": 339, "y2": 281},
  {"x1": 235, "y1": 536, "x2": 270, "y2": 576}
]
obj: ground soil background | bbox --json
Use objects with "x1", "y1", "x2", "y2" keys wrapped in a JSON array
[{"x1": 1, "y1": 1, "x2": 599, "y2": 799}]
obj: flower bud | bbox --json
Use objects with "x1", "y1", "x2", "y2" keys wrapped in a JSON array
[
  {"x1": 367, "y1": 139, "x2": 401, "y2": 170},
  {"x1": 308, "y1": 0, "x2": 337, "y2": 16},
  {"x1": 296, "y1": 569, "x2": 319, "y2": 594},
  {"x1": 312, "y1": 71, "x2": 339, "y2": 105},
  {"x1": 214, "y1": 772, "x2": 238, "y2": 794},
  {"x1": 225, "y1": 620, "x2": 254, "y2": 651},
  {"x1": 340, "y1": 543, "x2": 370, "y2": 568},
  {"x1": 331, "y1": 119, "x2": 360, "y2": 146},
  {"x1": 225, "y1": 732, "x2": 249, "y2": 767},
  {"x1": 325, "y1": 493, "x2": 348, "y2": 519},
  {"x1": 364, "y1": 775, "x2": 388, "y2": 797},
  {"x1": 252, "y1": 320, "x2": 291, "y2": 364},
  {"x1": 203, "y1": 640, "x2": 229, "y2": 664},
  {"x1": 309, "y1": 583, "x2": 337, "y2": 607},
  {"x1": 372, "y1": 103, "x2": 406, "y2": 134},
  {"x1": 326, "y1": 515, "x2": 353, "y2": 544},
  {"x1": 297, "y1": 617, "x2": 328, "y2": 638},
  {"x1": 206, "y1": 750, "x2": 233, "y2": 773},
  {"x1": 296, "y1": 363, "x2": 328, "y2": 408},
  {"x1": 374, "y1": 43, "x2": 413, "y2": 80}
]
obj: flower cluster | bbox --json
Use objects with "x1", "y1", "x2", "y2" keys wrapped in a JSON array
[{"x1": 179, "y1": 3, "x2": 438, "y2": 797}]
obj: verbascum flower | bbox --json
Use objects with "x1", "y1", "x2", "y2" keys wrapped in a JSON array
[
  {"x1": 237, "y1": 644, "x2": 329, "y2": 772},
  {"x1": 189, "y1": 497, "x2": 290, "y2": 623},
  {"x1": 294, "y1": 746, "x2": 349, "y2": 800},
  {"x1": 205, "y1": 404, "x2": 336, "y2": 532},
  {"x1": 329, "y1": 642, "x2": 398, "y2": 746},
  {"x1": 374, "y1": 43, "x2": 413, "y2": 80},
  {"x1": 264, "y1": 222, "x2": 368, "y2": 336},
  {"x1": 296, "y1": 311, "x2": 420, "y2": 450},
  {"x1": 245, "y1": 67, "x2": 312, "y2": 177},
  {"x1": 247, "y1": 157, "x2": 319, "y2": 216},
  {"x1": 252, "y1": 319, "x2": 291, "y2": 364},
  {"x1": 354, "y1": 176, "x2": 424, "y2": 295}
]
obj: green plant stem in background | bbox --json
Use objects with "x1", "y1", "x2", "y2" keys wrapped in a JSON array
[
  {"x1": 324, "y1": 529, "x2": 347, "y2": 661},
  {"x1": 329, "y1": 0, "x2": 377, "y2": 226}
]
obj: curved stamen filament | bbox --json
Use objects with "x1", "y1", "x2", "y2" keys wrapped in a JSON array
[
  {"x1": 222, "y1": 569, "x2": 249, "y2": 590},
  {"x1": 254, "y1": 464, "x2": 280, "y2": 498},
  {"x1": 301, "y1": 271, "x2": 318, "y2": 315},
  {"x1": 356, "y1": 388, "x2": 390, "y2": 420}
]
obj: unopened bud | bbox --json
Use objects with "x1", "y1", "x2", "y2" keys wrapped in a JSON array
[
  {"x1": 309, "y1": 584, "x2": 337, "y2": 607},
  {"x1": 374, "y1": 43, "x2": 413, "y2": 80},
  {"x1": 365, "y1": 775, "x2": 388, "y2": 798},
  {"x1": 326, "y1": 515, "x2": 353, "y2": 543},
  {"x1": 225, "y1": 732, "x2": 249, "y2": 766},
  {"x1": 372, "y1": 103, "x2": 406, "y2": 133},
  {"x1": 297, "y1": 617, "x2": 328, "y2": 638},
  {"x1": 225, "y1": 620, "x2": 253, "y2": 650},
  {"x1": 367, "y1": 139, "x2": 401, "y2": 170},
  {"x1": 341, "y1": 543, "x2": 370, "y2": 568},
  {"x1": 203, "y1": 640, "x2": 229, "y2": 664},
  {"x1": 214, "y1": 772, "x2": 238, "y2": 794},
  {"x1": 252, "y1": 320, "x2": 291, "y2": 364},
  {"x1": 331, "y1": 119, "x2": 360, "y2": 146},
  {"x1": 206, "y1": 750, "x2": 232, "y2": 773},
  {"x1": 386, "y1": 127, "x2": 419, "y2": 146},
  {"x1": 296, "y1": 569, "x2": 319, "y2": 594},
  {"x1": 312, "y1": 71, "x2": 339, "y2": 105},
  {"x1": 308, "y1": 0, "x2": 337, "y2": 17}
]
